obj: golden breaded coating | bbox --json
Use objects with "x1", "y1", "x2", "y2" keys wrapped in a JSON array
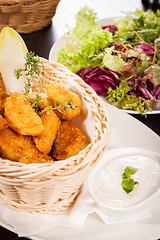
[
  {"x1": 39, "y1": 97, "x2": 52, "y2": 111},
  {"x1": 47, "y1": 84, "x2": 81, "y2": 120},
  {"x1": 0, "y1": 91, "x2": 8, "y2": 115},
  {"x1": 52, "y1": 121, "x2": 89, "y2": 160},
  {"x1": 0, "y1": 76, "x2": 6, "y2": 92},
  {"x1": 26, "y1": 92, "x2": 52, "y2": 111},
  {"x1": 0, "y1": 128, "x2": 52, "y2": 163},
  {"x1": 0, "y1": 114, "x2": 8, "y2": 131},
  {"x1": 33, "y1": 110, "x2": 61, "y2": 154},
  {"x1": 18, "y1": 156, "x2": 53, "y2": 164},
  {"x1": 4, "y1": 93, "x2": 44, "y2": 136}
]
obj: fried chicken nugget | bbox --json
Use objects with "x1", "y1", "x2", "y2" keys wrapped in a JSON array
[
  {"x1": 47, "y1": 84, "x2": 81, "y2": 120},
  {"x1": 33, "y1": 110, "x2": 61, "y2": 154},
  {"x1": 26, "y1": 92, "x2": 52, "y2": 111},
  {"x1": 4, "y1": 93, "x2": 44, "y2": 136},
  {"x1": 0, "y1": 114, "x2": 8, "y2": 131},
  {"x1": 0, "y1": 128, "x2": 52, "y2": 163},
  {"x1": 18, "y1": 156, "x2": 52, "y2": 164},
  {"x1": 52, "y1": 121, "x2": 89, "y2": 160},
  {"x1": 0, "y1": 91, "x2": 8, "y2": 115}
]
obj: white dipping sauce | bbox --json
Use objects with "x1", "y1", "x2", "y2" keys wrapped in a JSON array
[{"x1": 91, "y1": 154, "x2": 160, "y2": 208}]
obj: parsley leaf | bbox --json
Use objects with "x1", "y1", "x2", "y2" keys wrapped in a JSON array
[
  {"x1": 123, "y1": 166, "x2": 138, "y2": 176},
  {"x1": 121, "y1": 166, "x2": 139, "y2": 194}
]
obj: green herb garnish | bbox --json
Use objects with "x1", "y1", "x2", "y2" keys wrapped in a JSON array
[
  {"x1": 14, "y1": 52, "x2": 77, "y2": 115},
  {"x1": 14, "y1": 51, "x2": 45, "y2": 113},
  {"x1": 63, "y1": 100, "x2": 77, "y2": 112},
  {"x1": 14, "y1": 51, "x2": 44, "y2": 95},
  {"x1": 54, "y1": 100, "x2": 61, "y2": 108},
  {"x1": 29, "y1": 94, "x2": 42, "y2": 114},
  {"x1": 44, "y1": 105, "x2": 53, "y2": 111},
  {"x1": 44, "y1": 100, "x2": 77, "y2": 113},
  {"x1": 121, "y1": 166, "x2": 139, "y2": 194}
]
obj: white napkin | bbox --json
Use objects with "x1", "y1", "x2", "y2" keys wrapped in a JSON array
[{"x1": 1, "y1": 127, "x2": 151, "y2": 238}]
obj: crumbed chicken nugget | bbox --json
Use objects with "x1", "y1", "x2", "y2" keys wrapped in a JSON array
[
  {"x1": 0, "y1": 114, "x2": 8, "y2": 131},
  {"x1": 0, "y1": 91, "x2": 8, "y2": 115},
  {"x1": 33, "y1": 110, "x2": 61, "y2": 154},
  {"x1": 0, "y1": 76, "x2": 6, "y2": 92},
  {"x1": 39, "y1": 96, "x2": 52, "y2": 111},
  {"x1": 47, "y1": 84, "x2": 81, "y2": 120},
  {"x1": 4, "y1": 93, "x2": 44, "y2": 136},
  {"x1": 26, "y1": 92, "x2": 52, "y2": 111},
  {"x1": 52, "y1": 121, "x2": 89, "y2": 160},
  {"x1": 0, "y1": 128, "x2": 52, "y2": 163},
  {"x1": 18, "y1": 156, "x2": 52, "y2": 164}
]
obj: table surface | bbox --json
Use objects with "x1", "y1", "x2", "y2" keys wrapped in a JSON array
[{"x1": 0, "y1": 0, "x2": 160, "y2": 239}]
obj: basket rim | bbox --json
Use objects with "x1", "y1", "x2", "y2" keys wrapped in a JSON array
[
  {"x1": 0, "y1": 59, "x2": 111, "y2": 213},
  {"x1": 0, "y1": 59, "x2": 111, "y2": 174}
]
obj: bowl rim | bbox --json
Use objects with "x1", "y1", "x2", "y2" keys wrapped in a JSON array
[{"x1": 88, "y1": 147, "x2": 160, "y2": 214}]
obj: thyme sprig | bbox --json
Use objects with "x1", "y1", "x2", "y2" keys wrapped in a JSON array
[
  {"x1": 14, "y1": 51, "x2": 45, "y2": 95},
  {"x1": 14, "y1": 52, "x2": 77, "y2": 114},
  {"x1": 64, "y1": 100, "x2": 77, "y2": 111},
  {"x1": 29, "y1": 94, "x2": 42, "y2": 114},
  {"x1": 14, "y1": 52, "x2": 45, "y2": 113},
  {"x1": 44, "y1": 100, "x2": 77, "y2": 113}
]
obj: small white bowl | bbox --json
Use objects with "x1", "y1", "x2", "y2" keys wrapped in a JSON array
[{"x1": 88, "y1": 147, "x2": 160, "y2": 216}]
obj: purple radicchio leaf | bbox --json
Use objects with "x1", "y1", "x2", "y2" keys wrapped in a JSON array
[
  {"x1": 138, "y1": 82, "x2": 155, "y2": 100},
  {"x1": 153, "y1": 85, "x2": 160, "y2": 99},
  {"x1": 101, "y1": 24, "x2": 118, "y2": 35},
  {"x1": 154, "y1": 37, "x2": 160, "y2": 44},
  {"x1": 129, "y1": 90, "x2": 141, "y2": 97},
  {"x1": 134, "y1": 44, "x2": 155, "y2": 56},
  {"x1": 76, "y1": 67, "x2": 120, "y2": 95}
]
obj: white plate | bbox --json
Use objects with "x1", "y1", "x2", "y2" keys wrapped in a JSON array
[
  {"x1": 49, "y1": 17, "x2": 160, "y2": 115},
  {"x1": 0, "y1": 103, "x2": 160, "y2": 240}
]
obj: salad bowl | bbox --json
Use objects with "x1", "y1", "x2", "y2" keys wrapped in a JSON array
[{"x1": 49, "y1": 9, "x2": 160, "y2": 115}]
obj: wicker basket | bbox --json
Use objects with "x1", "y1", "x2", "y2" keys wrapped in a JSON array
[
  {"x1": 0, "y1": 59, "x2": 111, "y2": 214},
  {"x1": 0, "y1": 0, "x2": 60, "y2": 33}
]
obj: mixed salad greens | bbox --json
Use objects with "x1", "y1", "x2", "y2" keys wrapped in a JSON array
[{"x1": 58, "y1": 6, "x2": 160, "y2": 115}]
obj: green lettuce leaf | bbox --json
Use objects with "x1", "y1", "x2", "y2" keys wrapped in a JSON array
[
  {"x1": 58, "y1": 28, "x2": 113, "y2": 73},
  {"x1": 70, "y1": 6, "x2": 99, "y2": 44},
  {"x1": 114, "y1": 9, "x2": 160, "y2": 46},
  {"x1": 102, "y1": 47, "x2": 125, "y2": 73},
  {"x1": 107, "y1": 81, "x2": 156, "y2": 115}
]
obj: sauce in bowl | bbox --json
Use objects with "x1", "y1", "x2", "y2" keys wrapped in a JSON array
[{"x1": 88, "y1": 148, "x2": 160, "y2": 213}]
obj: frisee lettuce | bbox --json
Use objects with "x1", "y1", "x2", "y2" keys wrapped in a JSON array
[
  {"x1": 70, "y1": 6, "x2": 99, "y2": 44},
  {"x1": 114, "y1": 9, "x2": 160, "y2": 46},
  {"x1": 107, "y1": 81, "x2": 156, "y2": 115},
  {"x1": 58, "y1": 28, "x2": 113, "y2": 73},
  {"x1": 102, "y1": 47, "x2": 125, "y2": 73}
]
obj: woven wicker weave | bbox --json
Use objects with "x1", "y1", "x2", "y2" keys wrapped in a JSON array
[
  {"x1": 0, "y1": 59, "x2": 111, "y2": 213},
  {"x1": 0, "y1": 0, "x2": 60, "y2": 33}
]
